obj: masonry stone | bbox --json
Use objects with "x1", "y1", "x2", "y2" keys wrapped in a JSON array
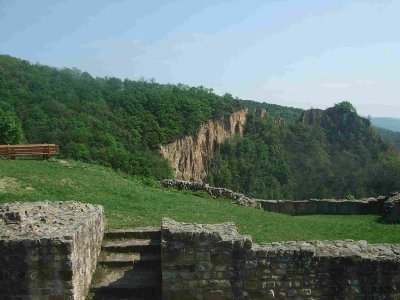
[
  {"x1": 0, "y1": 201, "x2": 104, "y2": 299},
  {"x1": 161, "y1": 218, "x2": 400, "y2": 299},
  {"x1": 162, "y1": 179, "x2": 391, "y2": 216},
  {"x1": 383, "y1": 191, "x2": 400, "y2": 223},
  {"x1": 2, "y1": 199, "x2": 400, "y2": 299},
  {"x1": 161, "y1": 179, "x2": 260, "y2": 208},
  {"x1": 257, "y1": 197, "x2": 386, "y2": 215}
]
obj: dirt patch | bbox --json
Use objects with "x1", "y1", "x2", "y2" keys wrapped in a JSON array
[
  {"x1": 59, "y1": 159, "x2": 69, "y2": 165},
  {"x1": 0, "y1": 177, "x2": 34, "y2": 194},
  {"x1": 59, "y1": 178, "x2": 76, "y2": 188}
]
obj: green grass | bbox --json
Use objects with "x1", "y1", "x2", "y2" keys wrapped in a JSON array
[{"x1": 0, "y1": 159, "x2": 399, "y2": 244}]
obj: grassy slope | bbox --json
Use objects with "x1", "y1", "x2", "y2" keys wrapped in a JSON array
[{"x1": 0, "y1": 159, "x2": 399, "y2": 244}]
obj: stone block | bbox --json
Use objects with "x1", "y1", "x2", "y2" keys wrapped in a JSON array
[{"x1": 0, "y1": 201, "x2": 104, "y2": 299}]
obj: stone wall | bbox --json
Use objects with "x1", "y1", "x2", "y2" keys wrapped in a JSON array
[
  {"x1": 161, "y1": 218, "x2": 400, "y2": 299},
  {"x1": 258, "y1": 197, "x2": 386, "y2": 216},
  {"x1": 161, "y1": 179, "x2": 259, "y2": 208},
  {"x1": 162, "y1": 179, "x2": 388, "y2": 215},
  {"x1": 383, "y1": 191, "x2": 400, "y2": 223},
  {"x1": 0, "y1": 201, "x2": 104, "y2": 299}
]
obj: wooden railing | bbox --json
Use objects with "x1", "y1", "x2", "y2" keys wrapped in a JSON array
[{"x1": 0, "y1": 144, "x2": 59, "y2": 160}]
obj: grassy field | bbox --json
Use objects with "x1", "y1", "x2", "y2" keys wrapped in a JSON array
[{"x1": 0, "y1": 159, "x2": 399, "y2": 244}]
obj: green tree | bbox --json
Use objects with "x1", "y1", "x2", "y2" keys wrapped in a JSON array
[
  {"x1": 334, "y1": 101, "x2": 357, "y2": 113},
  {"x1": 0, "y1": 108, "x2": 25, "y2": 144}
]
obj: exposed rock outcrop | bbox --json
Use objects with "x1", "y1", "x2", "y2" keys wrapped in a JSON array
[
  {"x1": 159, "y1": 109, "x2": 248, "y2": 182},
  {"x1": 300, "y1": 106, "x2": 371, "y2": 130},
  {"x1": 300, "y1": 108, "x2": 324, "y2": 125}
]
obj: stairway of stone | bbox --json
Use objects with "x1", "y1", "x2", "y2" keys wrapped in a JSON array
[{"x1": 88, "y1": 227, "x2": 162, "y2": 300}]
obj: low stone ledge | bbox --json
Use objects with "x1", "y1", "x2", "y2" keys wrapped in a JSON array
[
  {"x1": 162, "y1": 217, "x2": 252, "y2": 249},
  {"x1": 252, "y1": 240, "x2": 400, "y2": 260},
  {"x1": 383, "y1": 191, "x2": 400, "y2": 223},
  {"x1": 161, "y1": 218, "x2": 400, "y2": 299},
  {"x1": 161, "y1": 179, "x2": 390, "y2": 216},
  {"x1": 161, "y1": 179, "x2": 260, "y2": 208},
  {"x1": 0, "y1": 201, "x2": 105, "y2": 299},
  {"x1": 258, "y1": 197, "x2": 386, "y2": 215}
]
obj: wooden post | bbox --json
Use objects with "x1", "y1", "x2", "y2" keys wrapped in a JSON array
[{"x1": 10, "y1": 144, "x2": 16, "y2": 160}]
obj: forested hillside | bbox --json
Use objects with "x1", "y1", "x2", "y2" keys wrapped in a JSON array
[
  {"x1": 376, "y1": 127, "x2": 400, "y2": 149},
  {"x1": 1, "y1": 55, "x2": 399, "y2": 199},
  {"x1": 0, "y1": 55, "x2": 315, "y2": 179},
  {"x1": 207, "y1": 102, "x2": 400, "y2": 199},
  {"x1": 0, "y1": 55, "x2": 244, "y2": 178},
  {"x1": 240, "y1": 99, "x2": 303, "y2": 123}
]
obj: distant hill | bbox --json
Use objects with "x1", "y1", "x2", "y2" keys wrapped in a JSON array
[
  {"x1": 375, "y1": 127, "x2": 400, "y2": 149},
  {"x1": 371, "y1": 117, "x2": 400, "y2": 132}
]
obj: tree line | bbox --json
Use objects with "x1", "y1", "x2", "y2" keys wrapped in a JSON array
[{"x1": 207, "y1": 102, "x2": 400, "y2": 199}]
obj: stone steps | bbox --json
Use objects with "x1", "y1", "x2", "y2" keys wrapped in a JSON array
[
  {"x1": 102, "y1": 239, "x2": 161, "y2": 253},
  {"x1": 98, "y1": 252, "x2": 160, "y2": 268},
  {"x1": 89, "y1": 227, "x2": 161, "y2": 300},
  {"x1": 104, "y1": 227, "x2": 161, "y2": 240}
]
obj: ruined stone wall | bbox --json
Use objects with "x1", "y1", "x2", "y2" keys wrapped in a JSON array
[
  {"x1": 162, "y1": 179, "x2": 387, "y2": 215},
  {"x1": 161, "y1": 179, "x2": 259, "y2": 207},
  {"x1": 258, "y1": 197, "x2": 386, "y2": 216},
  {"x1": 245, "y1": 242, "x2": 400, "y2": 299},
  {"x1": 161, "y1": 218, "x2": 251, "y2": 299},
  {"x1": 0, "y1": 201, "x2": 104, "y2": 299},
  {"x1": 159, "y1": 109, "x2": 248, "y2": 182},
  {"x1": 383, "y1": 191, "x2": 400, "y2": 223},
  {"x1": 161, "y1": 218, "x2": 400, "y2": 299}
]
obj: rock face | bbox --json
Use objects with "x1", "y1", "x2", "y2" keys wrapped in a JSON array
[
  {"x1": 161, "y1": 218, "x2": 400, "y2": 300},
  {"x1": 159, "y1": 109, "x2": 248, "y2": 182},
  {"x1": 0, "y1": 201, "x2": 104, "y2": 299},
  {"x1": 300, "y1": 108, "x2": 324, "y2": 125},
  {"x1": 300, "y1": 105, "x2": 371, "y2": 132}
]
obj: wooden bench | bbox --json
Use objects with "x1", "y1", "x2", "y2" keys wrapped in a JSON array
[{"x1": 0, "y1": 144, "x2": 59, "y2": 160}]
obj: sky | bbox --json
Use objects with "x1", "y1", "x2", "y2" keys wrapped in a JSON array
[{"x1": 0, "y1": 0, "x2": 399, "y2": 117}]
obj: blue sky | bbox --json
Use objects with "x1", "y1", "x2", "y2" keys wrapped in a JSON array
[{"x1": 1, "y1": 0, "x2": 399, "y2": 117}]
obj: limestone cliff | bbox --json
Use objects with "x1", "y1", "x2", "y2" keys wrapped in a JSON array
[{"x1": 159, "y1": 109, "x2": 248, "y2": 182}]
